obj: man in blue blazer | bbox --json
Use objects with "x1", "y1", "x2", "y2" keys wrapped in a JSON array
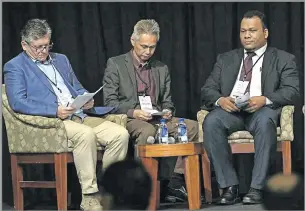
[{"x1": 4, "y1": 19, "x2": 129, "y2": 211}]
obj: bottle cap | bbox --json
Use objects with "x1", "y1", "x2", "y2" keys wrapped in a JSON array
[
  {"x1": 160, "y1": 118, "x2": 166, "y2": 123},
  {"x1": 179, "y1": 118, "x2": 185, "y2": 122}
]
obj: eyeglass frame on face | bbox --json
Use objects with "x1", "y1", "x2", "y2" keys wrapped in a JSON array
[{"x1": 25, "y1": 40, "x2": 54, "y2": 53}]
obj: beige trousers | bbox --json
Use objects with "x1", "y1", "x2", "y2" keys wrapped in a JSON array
[{"x1": 64, "y1": 116, "x2": 129, "y2": 194}]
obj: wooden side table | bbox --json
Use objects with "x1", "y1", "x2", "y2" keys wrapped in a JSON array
[{"x1": 137, "y1": 142, "x2": 204, "y2": 210}]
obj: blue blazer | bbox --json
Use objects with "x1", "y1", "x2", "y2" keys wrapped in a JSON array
[{"x1": 4, "y1": 52, "x2": 87, "y2": 117}]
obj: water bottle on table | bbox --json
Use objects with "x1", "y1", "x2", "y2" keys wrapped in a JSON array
[
  {"x1": 178, "y1": 118, "x2": 188, "y2": 143},
  {"x1": 158, "y1": 119, "x2": 169, "y2": 144}
]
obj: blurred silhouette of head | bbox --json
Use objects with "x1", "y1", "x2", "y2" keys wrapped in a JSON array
[
  {"x1": 98, "y1": 159, "x2": 152, "y2": 210},
  {"x1": 263, "y1": 173, "x2": 304, "y2": 210}
]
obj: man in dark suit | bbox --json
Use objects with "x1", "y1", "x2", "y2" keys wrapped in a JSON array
[
  {"x1": 201, "y1": 10, "x2": 299, "y2": 205},
  {"x1": 103, "y1": 19, "x2": 199, "y2": 202}
]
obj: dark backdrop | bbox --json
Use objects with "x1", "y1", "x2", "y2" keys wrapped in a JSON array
[{"x1": 2, "y1": 2, "x2": 304, "y2": 206}]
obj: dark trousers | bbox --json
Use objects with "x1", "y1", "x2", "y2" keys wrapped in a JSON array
[
  {"x1": 127, "y1": 117, "x2": 198, "y2": 180},
  {"x1": 203, "y1": 107, "x2": 280, "y2": 189}
]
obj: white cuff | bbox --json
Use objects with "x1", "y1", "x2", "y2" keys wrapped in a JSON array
[
  {"x1": 266, "y1": 98, "x2": 273, "y2": 105},
  {"x1": 215, "y1": 98, "x2": 222, "y2": 106}
]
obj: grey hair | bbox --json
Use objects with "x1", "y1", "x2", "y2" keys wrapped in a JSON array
[
  {"x1": 131, "y1": 19, "x2": 160, "y2": 41},
  {"x1": 21, "y1": 19, "x2": 52, "y2": 43}
]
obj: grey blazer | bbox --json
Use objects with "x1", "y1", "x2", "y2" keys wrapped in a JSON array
[
  {"x1": 201, "y1": 47, "x2": 300, "y2": 110},
  {"x1": 103, "y1": 52, "x2": 175, "y2": 115}
]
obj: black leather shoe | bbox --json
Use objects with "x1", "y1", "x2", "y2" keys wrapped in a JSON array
[
  {"x1": 242, "y1": 188, "x2": 263, "y2": 204},
  {"x1": 216, "y1": 185, "x2": 240, "y2": 205},
  {"x1": 165, "y1": 186, "x2": 188, "y2": 202},
  {"x1": 165, "y1": 186, "x2": 205, "y2": 203}
]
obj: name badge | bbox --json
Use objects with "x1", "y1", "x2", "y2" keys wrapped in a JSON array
[
  {"x1": 231, "y1": 81, "x2": 249, "y2": 97},
  {"x1": 139, "y1": 95, "x2": 153, "y2": 111}
]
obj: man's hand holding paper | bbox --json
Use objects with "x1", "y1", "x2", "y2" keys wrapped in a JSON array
[
  {"x1": 82, "y1": 99, "x2": 94, "y2": 110},
  {"x1": 244, "y1": 96, "x2": 266, "y2": 113},
  {"x1": 235, "y1": 92, "x2": 250, "y2": 109},
  {"x1": 69, "y1": 85, "x2": 104, "y2": 110}
]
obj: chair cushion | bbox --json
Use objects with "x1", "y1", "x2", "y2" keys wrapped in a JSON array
[{"x1": 228, "y1": 127, "x2": 281, "y2": 144}]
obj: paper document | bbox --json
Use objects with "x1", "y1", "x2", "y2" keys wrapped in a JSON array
[
  {"x1": 144, "y1": 109, "x2": 165, "y2": 116},
  {"x1": 235, "y1": 92, "x2": 250, "y2": 109},
  {"x1": 69, "y1": 85, "x2": 105, "y2": 110}
]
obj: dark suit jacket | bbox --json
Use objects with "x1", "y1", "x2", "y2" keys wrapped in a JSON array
[
  {"x1": 103, "y1": 52, "x2": 175, "y2": 115},
  {"x1": 201, "y1": 47, "x2": 300, "y2": 110}
]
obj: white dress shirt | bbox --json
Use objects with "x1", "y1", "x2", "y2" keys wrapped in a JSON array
[
  {"x1": 216, "y1": 43, "x2": 272, "y2": 105},
  {"x1": 230, "y1": 43, "x2": 267, "y2": 98}
]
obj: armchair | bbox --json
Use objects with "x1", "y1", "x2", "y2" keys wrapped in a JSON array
[
  {"x1": 2, "y1": 84, "x2": 127, "y2": 210},
  {"x1": 197, "y1": 106, "x2": 294, "y2": 203}
]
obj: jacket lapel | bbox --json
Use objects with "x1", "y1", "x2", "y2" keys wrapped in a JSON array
[
  {"x1": 125, "y1": 53, "x2": 137, "y2": 94},
  {"x1": 50, "y1": 54, "x2": 78, "y2": 97},
  {"x1": 22, "y1": 52, "x2": 56, "y2": 95},
  {"x1": 261, "y1": 47, "x2": 274, "y2": 91},
  {"x1": 226, "y1": 49, "x2": 243, "y2": 95},
  {"x1": 151, "y1": 62, "x2": 160, "y2": 102}
]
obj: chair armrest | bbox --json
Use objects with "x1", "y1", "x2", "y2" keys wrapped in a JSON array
[
  {"x1": 279, "y1": 105, "x2": 295, "y2": 141},
  {"x1": 197, "y1": 110, "x2": 210, "y2": 142},
  {"x1": 3, "y1": 106, "x2": 68, "y2": 153},
  {"x1": 103, "y1": 114, "x2": 127, "y2": 127},
  {"x1": 13, "y1": 111, "x2": 63, "y2": 128}
]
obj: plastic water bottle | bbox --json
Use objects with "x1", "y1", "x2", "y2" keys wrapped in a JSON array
[
  {"x1": 158, "y1": 119, "x2": 169, "y2": 144},
  {"x1": 178, "y1": 118, "x2": 188, "y2": 143}
]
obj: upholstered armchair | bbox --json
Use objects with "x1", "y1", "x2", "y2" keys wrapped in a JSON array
[
  {"x1": 197, "y1": 106, "x2": 294, "y2": 203},
  {"x1": 2, "y1": 84, "x2": 127, "y2": 210}
]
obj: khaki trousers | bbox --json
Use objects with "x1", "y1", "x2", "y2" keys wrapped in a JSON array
[
  {"x1": 64, "y1": 116, "x2": 129, "y2": 194},
  {"x1": 127, "y1": 117, "x2": 198, "y2": 176}
]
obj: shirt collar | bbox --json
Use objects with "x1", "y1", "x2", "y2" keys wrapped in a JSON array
[
  {"x1": 29, "y1": 54, "x2": 52, "y2": 65},
  {"x1": 244, "y1": 42, "x2": 267, "y2": 57}
]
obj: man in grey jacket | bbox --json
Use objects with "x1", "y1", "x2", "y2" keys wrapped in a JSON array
[{"x1": 103, "y1": 19, "x2": 199, "y2": 202}]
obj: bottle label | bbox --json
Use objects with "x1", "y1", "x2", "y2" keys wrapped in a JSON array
[
  {"x1": 161, "y1": 126, "x2": 168, "y2": 143},
  {"x1": 178, "y1": 124, "x2": 188, "y2": 143}
]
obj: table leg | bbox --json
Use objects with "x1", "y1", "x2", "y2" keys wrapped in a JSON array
[
  {"x1": 140, "y1": 157, "x2": 159, "y2": 211},
  {"x1": 201, "y1": 152, "x2": 212, "y2": 203},
  {"x1": 184, "y1": 155, "x2": 201, "y2": 210}
]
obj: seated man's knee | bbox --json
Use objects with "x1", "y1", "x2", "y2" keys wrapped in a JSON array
[
  {"x1": 117, "y1": 127, "x2": 130, "y2": 146},
  {"x1": 80, "y1": 127, "x2": 97, "y2": 145},
  {"x1": 253, "y1": 113, "x2": 277, "y2": 132},
  {"x1": 185, "y1": 119, "x2": 199, "y2": 139},
  {"x1": 109, "y1": 126, "x2": 130, "y2": 147},
  {"x1": 136, "y1": 124, "x2": 156, "y2": 145},
  {"x1": 203, "y1": 112, "x2": 221, "y2": 131}
]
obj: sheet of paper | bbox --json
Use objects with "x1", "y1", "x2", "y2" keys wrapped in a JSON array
[
  {"x1": 143, "y1": 109, "x2": 165, "y2": 116},
  {"x1": 235, "y1": 92, "x2": 250, "y2": 104},
  {"x1": 235, "y1": 92, "x2": 250, "y2": 108},
  {"x1": 69, "y1": 84, "x2": 105, "y2": 110}
]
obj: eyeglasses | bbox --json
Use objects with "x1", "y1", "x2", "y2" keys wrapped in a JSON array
[{"x1": 26, "y1": 41, "x2": 54, "y2": 53}]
